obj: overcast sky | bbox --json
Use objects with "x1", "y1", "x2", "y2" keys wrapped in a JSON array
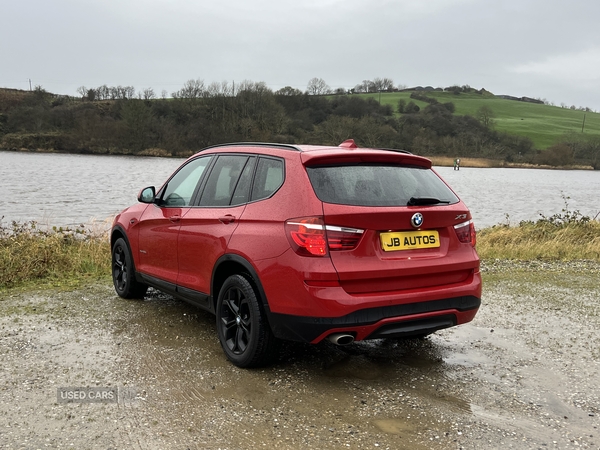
[{"x1": 2, "y1": 0, "x2": 600, "y2": 110}]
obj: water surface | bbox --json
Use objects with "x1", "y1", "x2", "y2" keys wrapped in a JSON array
[{"x1": 1, "y1": 151, "x2": 599, "y2": 229}]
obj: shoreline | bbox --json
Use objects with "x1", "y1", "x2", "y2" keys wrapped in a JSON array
[
  {"x1": 1, "y1": 147, "x2": 595, "y2": 170},
  {"x1": 425, "y1": 155, "x2": 595, "y2": 170}
]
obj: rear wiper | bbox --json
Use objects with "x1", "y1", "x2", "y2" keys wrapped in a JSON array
[{"x1": 407, "y1": 197, "x2": 451, "y2": 206}]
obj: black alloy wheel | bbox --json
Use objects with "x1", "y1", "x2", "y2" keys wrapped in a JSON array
[
  {"x1": 111, "y1": 237, "x2": 148, "y2": 299},
  {"x1": 216, "y1": 274, "x2": 279, "y2": 368}
]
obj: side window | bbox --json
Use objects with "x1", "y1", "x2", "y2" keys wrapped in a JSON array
[
  {"x1": 251, "y1": 158, "x2": 284, "y2": 201},
  {"x1": 231, "y1": 157, "x2": 256, "y2": 206},
  {"x1": 199, "y1": 155, "x2": 249, "y2": 207},
  {"x1": 161, "y1": 156, "x2": 211, "y2": 207}
]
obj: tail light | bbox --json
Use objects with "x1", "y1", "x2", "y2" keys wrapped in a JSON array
[
  {"x1": 454, "y1": 220, "x2": 476, "y2": 247},
  {"x1": 285, "y1": 217, "x2": 364, "y2": 257}
]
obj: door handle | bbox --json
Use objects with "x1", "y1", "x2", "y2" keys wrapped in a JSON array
[
  {"x1": 219, "y1": 215, "x2": 235, "y2": 224},
  {"x1": 169, "y1": 215, "x2": 181, "y2": 223}
]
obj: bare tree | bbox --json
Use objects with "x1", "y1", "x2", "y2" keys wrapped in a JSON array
[
  {"x1": 124, "y1": 86, "x2": 136, "y2": 99},
  {"x1": 381, "y1": 78, "x2": 394, "y2": 91},
  {"x1": 76, "y1": 86, "x2": 87, "y2": 99},
  {"x1": 142, "y1": 88, "x2": 155, "y2": 100},
  {"x1": 359, "y1": 80, "x2": 372, "y2": 93},
  {"x1": 96, "y1": 85, "x2": 110, "y2": 100},
  {"x1": 172, "y1": 79, "x2": 205, "y2": 99},
  {"x1": 207, "y1": 81, "x2": 233, "y2": 97},
  {"x1": 369, "y1": 78, "x2": 394, "y2": 92},
  {"x1": 306, "y1": 78, "x2": 331, "y2": 96},
  {"x1": 476, "y1": 105, "x2": 495, "y2": 128}
]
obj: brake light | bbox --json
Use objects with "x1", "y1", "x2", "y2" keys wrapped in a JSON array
[
  {"x1": 286, "y1": 217, "x2": 327, "y2": 256},
  {"x1": 454, "y1": 220, "x2": 476, "y2": 246},
  {"x1": 325, "y1": 225, "x2": 364, "y2": 250},
  {"x1": 285, "y1": 217, "x2": 364, "y2": 257}
]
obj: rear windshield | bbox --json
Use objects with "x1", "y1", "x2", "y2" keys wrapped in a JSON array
[{"x1": 306, "y1": 164, "x2": 459, "y2": 207}]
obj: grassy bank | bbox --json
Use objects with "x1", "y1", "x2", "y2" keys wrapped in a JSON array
[
  {"x1": 0, "y1": 221, "x2": 110, "y2": 291},
  {"x1": 361, "y1": 91, "x2": 600, "y2": 149},
  {"x1": 426, "y1": 155, "x2": 594, "y2": 170},
  {"x1": 1, "y1": 213, "x2": 599, "y2": 290},
  {"x1": 477, "y1": 220, "x2": 600, "y2": 260}
]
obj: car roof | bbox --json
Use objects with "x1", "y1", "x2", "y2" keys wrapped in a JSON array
[{"x1": 194, "y1": 140, "x2": 432, "y2": 169}]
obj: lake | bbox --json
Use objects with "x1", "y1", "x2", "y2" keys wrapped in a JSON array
[{"x1": 1, "y1": 151, "x2": 599, "y2": 230}]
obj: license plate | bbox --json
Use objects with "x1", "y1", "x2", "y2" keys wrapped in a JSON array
[{"x1": 380, "y1": 230, "x2": 440, "y2": 251}]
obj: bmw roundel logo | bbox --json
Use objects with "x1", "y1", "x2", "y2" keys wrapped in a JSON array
[{"x1": 411, "y1": 213, "x2": 423, "y2": 228}]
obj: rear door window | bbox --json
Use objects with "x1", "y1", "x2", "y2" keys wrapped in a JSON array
[
  {"x1": 306, "y1": 165, "x2": 458, "y2": 206},
  {"x1": 250, "y1": 157, "x2": 284, "y2": 201},
  {"x1": 199, "y1": 155, "x2": 251, "y2": 207}
]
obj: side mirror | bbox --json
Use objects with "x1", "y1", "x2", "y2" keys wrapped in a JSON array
[{"x1": 138, "y1": 186, "x2": 156, "y2": 204}]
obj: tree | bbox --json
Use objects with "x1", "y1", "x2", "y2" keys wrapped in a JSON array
[
  {"x1": 96, "y1": 85, "x2": 110, "y2": 100},
  {"x1": 275, "y1": 86, "x2": 303, "y2": 96},
  {"x1": 404, "y1": 101, "x2": 420, "y2": 114},
  {"x1": 141, "y1": 88, "x2": 155, "y2": 100},
  {"x1": 372, "y1": 77, "x2": 394, "y2": 92},
  {"x1": 476, "y1": 105, "x2": 495, "y2": 128},
  {"x1": 397, "y1": 99, "x2": 406, "y2": 114},
  {"x1": 120, "y1": 99, "x2": 155, "y2": 151},
  {"x1": 306, "y1": 78, "x2": 331, "y2": 96},
  {"x1": 172, "y1": 79, "x2": 205, "y2": 99},
  {"x1": 77, "y1": 86, "x2": 88, "y2": 100}
]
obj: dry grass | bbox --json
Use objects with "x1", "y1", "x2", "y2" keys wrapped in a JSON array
[
  {"x1": 426, "y1": 155, "x2": 594, "y2": 170},
  {"x1": 0, "y1": 221, "x2": 110, "y2": 290},
  {"x1": 2, "y1": 208, "x2": 599, "y2": 290},
  {"x1": 477, "y1": 220, "x2": 600, "y2": 260},
  {"x1": 426, "y1": 156, "x2": 506, "y2": 168}
]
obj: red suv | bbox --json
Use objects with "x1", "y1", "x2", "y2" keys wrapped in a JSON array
[{"x1": 111, "y1": 140, "x2": 481, "y2": 367}]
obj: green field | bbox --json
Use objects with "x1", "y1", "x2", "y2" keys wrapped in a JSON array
[{"x1": 359, "y1": 91, "x2": 600, "y2": 149}]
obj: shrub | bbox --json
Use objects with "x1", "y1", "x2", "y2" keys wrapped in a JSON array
[{"x1": 477, "y1": 197, "x2": 600, "y2": 260}]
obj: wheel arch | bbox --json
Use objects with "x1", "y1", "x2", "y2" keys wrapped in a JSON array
[
  {"x1": 110, "y1": 225, "x2": 128, "y2": 249},
  {"x1": 212, "y1": 254, "x2": 269, "y2": 312},
  {"x1": 110, "y1": 226, "x2": 141, "y2": 278}
]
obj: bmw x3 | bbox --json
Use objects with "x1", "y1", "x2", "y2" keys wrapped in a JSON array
[{"x1": 111, "y1": 140, "x2": 481, "y2": 367}]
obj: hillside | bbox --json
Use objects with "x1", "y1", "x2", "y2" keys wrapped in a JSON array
[
  {"x1": 359, "y1": 90, "x2": 600, "y2": 150},
  {"x1": 1, "y1": 85, "x2": 599, "y2": 168}
]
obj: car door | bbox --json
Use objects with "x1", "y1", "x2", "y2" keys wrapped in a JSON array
[
  {"x1": 176, "y1": 154, "x2": 256, "y2": 300},
  {"x1": 136, "y1": 156, "x2": 212, "y2": 287}
]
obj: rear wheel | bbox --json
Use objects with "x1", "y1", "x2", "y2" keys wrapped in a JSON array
[
  {"x1": 112, "y1": 237, "x2": 148, "y2": 299},
  {"x1": 216, "y1": 274, "x2": 279, "y2": 368}
]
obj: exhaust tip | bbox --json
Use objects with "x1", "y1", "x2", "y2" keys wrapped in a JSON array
[{"x1": 327, "y1": 333, "x2": 355, "y2": 346}]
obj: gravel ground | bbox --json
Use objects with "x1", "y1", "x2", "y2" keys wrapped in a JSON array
[{"x1": 0, "y1": 260, "x2": 598, "y2": 449}]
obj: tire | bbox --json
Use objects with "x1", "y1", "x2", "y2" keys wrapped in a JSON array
[
  {"x1": 216, "y1": 274, "x2": 279, "y2": 368},
  {"x1": 111, "y1": 237, "x2": 148, "y2": 299}
]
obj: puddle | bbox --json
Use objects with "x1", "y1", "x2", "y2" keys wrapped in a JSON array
[{"x1": 373, "y1": 418, "x2": 422, "y2": 434}]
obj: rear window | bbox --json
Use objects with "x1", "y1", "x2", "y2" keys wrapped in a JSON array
[{"x1": 306, "y1": 164, "x2": 459, "y2": 207}]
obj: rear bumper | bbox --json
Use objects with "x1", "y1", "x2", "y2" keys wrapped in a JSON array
[{"x1": 267, "y1": 295, "x2": 480, "y2": 343}]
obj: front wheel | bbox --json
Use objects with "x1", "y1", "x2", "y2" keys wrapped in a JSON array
[
  {"x1": 112, "y1": 237, "x2": 148, "y2": 299},
  {"x1": 216, "y1": 274, "x2": 279, "y2": 368}
]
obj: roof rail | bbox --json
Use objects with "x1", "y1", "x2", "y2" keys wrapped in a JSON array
[
  {"x1": 374, "y1": 147, "x2": 413, "y2": 155},
  {"x1": 198, "y1": 142, "x2": 302, "y2": 153}
]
